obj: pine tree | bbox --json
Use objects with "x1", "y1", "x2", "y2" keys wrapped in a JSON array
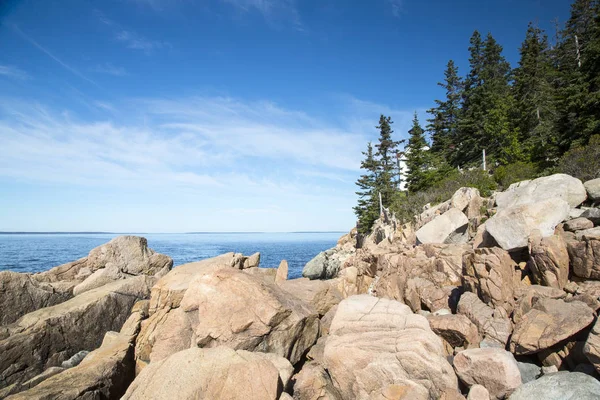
[
  {"x1": 405, "y1": 113, "x2": 433, "y2": 193},
  {"x1": 513, "y1": 23, "x2": 559, "y2": 165},
  {"x1": 353, "y1": 142, "x2": 379, "y2": 234},
  {"x1": 374, "y1": 115, "x2": 403, "y2": 207},
  {"x1": 427, "y1": 60, "x2": 463, "y2": 165}
]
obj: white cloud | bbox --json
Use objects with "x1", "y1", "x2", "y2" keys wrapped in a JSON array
[
  {"x1": 96, "y1": 10, "x2": 171, "y2": 53},
  {"x1": 0, "y1": 94, "x2": 423, "y2": 231},
  {"x1": 387, "y1": 0, "x2": 403, "y2": 18},
  {"x1": 221, "y1": 0, "x2": 304, "y2": 30},
  {"x1": 92, "y1": 63, "x2": 128, "y2": 76},
  {"x1": 116, "y1": 30, "x2": 171, "y2": 52},
  {"x1": 0, "y1": 65, "x2": 30, "y2": 80}
]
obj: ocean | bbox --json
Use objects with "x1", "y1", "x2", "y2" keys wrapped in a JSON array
[{"x1": 0, "y1": 232, "x2": 344, "y2": 279}]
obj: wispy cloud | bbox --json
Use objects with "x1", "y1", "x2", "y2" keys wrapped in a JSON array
[
  {"x1": 222, "y1": 0, "x2": 304, "y2": 31},
  {"x1": 116, "y1": 30, "x2": 171, "y2": 52},
  {"x1": 10, "y1": 24, "x2": 99, "y2": 88},
  {"x1": 96, "y1": 10, "x2": 171, "y2": 53},
  {"x1": 387, "y1": 0, "x2": 403, "y2": 18},
  {"x1": 91, "y1": 63, "x2": 128, "y2": 77},
  {"x1": 0, "y1": 65, "x2": 30, "y2": 80}
]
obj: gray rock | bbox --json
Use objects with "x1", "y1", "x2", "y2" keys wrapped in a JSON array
[
  {"x1": 302, "y1": 248, "x2": 352, "y2": 280},
  {"x1": 508, "y1": 371, "x2": 600, "y2": 400},
  {"x1": 581, "y1": 208, "x2": 600, "y2": 224},
  {"x1": 416, "y1": 208, "x2": 469, "y2": 244},
  {"x1": 61, "y1": 350, "x2": 89, "y2": 369},
  {"x1": 517, "y1": 361, "x2": 541, "y2": 384},
  {"x1": 485, "y1": 198, "x2": 570, "y2": 251},
  {"x1": 541, "y1": 365, "x2": 559, "y2": 374},
  {"x1": 564, "y1": 217, "x2": 594, "y2": 232},
  {"x1": 584, "y1": 178, "x2": 600, "y2": 201},
  {"x1": 496, "y1": 174, "x2": 587, "y2": 210},
  {"x1": 575, "y1": 226, "x2": 600, "y2": 240}
]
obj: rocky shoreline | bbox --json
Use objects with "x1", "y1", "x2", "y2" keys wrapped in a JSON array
[{"x1": 1, "y1": 173, "x2": 600, "y2": 399}]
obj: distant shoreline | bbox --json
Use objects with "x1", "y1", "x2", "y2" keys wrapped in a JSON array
[{"x1": 0, "y1": 231, "x2": 347, "y2": 235}]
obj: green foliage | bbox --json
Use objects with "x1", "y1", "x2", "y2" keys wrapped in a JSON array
[
  {"x1": 374, "y1": 115, "x2": 403, "y2": 208},
  {"x1": 492, "y1": 161, "x2": 541, "y2": 189},
  {"x1": 512, "y1": 23, "x2": 559, "y2": 165},
  {"x1": 427, "y1": 60, "x2": 463, "y2": 162},
  {"x1": 354, "y1": 142, "x2": 380, "y2": 234},
  {"x1": 354, "y1": 0, "x2": 600, "y2": 233},
  {"x1": 557, "y1": 134, "x2": 600, "y2": 181},
  {"x1": 405, "y1": 114, "x2": 436, "y2": 193},
  {"x1": 390, "y1": 169, "x2": 497, "y2": 223}
]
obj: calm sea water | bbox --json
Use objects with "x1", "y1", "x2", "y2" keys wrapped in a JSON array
[{"x1": 0, "y1": 232, "x2": 343, "y2": 280}]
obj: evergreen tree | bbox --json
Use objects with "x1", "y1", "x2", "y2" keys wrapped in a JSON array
[
  {"x1": 374, "y1": 115, "x2": 403, "y2": 207},
  {"x1": 353, "y1": 142, "x2": 379, "y2": 234},
  {"x1": 405, "y1": 114, "x2": 433, "y2": 193},
  {"x1": 555, "y1": 0, "x2": 599, "y2": 150},
  {"x1": 455, "y1": 31, "x2": 486, "y2": 165},
  {"x1": 580, "y1": 1, "x2": 600, "y2": 138},
  {"x1": 427, "y1": 60, "x2": 463, "y2": 165},
  {"x1": 513, "y1": 23, "x2": 559, "y2": 165},
  {"x1": 457, "y1": 31, "x2": 520, "y2": 166}
]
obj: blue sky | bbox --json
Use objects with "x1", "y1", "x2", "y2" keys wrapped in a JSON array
[{"x1": 0, "y1": 0, "x2": 571, "y2": 232}]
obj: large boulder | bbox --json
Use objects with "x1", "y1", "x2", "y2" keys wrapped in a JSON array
[
  {"x1": 323, "y1": 295, "x2": 458, "y2": 399},
  {"x1": 567, "y1": 233, "x2": 600, "y2": 280},
  {"x1": 462, "y1": 248, "x2": 517, "y2": 313},
  {"x1": 0, "y1": 271, "x2": 72, "y2": 327},
  {"x1": 509, "y1": 298, "x2": 594, "y2": 355},
  {"x1": 451, "y1": 187, "x2": 484, "y2": 219},
  {"x1": 512, "y1": 286, "x2": 566, "y2": 324},
  {"x1": 527, "y1": 232, "x2": 569, "y2": 289},
  {"x1": 6, "y1": 330, "x2": 135, "y2": 400},
  {"x1": 485, "y1": 198, "x2": 570, "y2": 251},
  {"x1": 292, "y1": 362, "x2": 342, "y2": 400},
  {"x1": 427, "y1": 314, "x2": 480, "y2": 349},
  {"x1": 71, "y1": 236, "x2": 172, "y2": 296},
  {"x1": 136, "y1": 266, "x2": 319, "y2": 368},
  {"x1": 0, "y1": 236, "x2": 171, "y2": 326},
  {"x1": 278, "y1": 278, "x2": 342, "y2": 317},
  {"x1": 508, "y1": 371, "x2": 600, "y2": 400},
  {"x1": 584, "y1": 178, "x2": 600, "y2": 201},
  {"x1": 583, "y1": 318, "x2": 600, "y2": 374},
  {"x1": 0, "y1": 276, "x2": 153, "y2": 389},
  {"x1": 457, "y1": 292, "x2": 512, "y2": 348},
  {"x1": 302, "y1": 248, "x2": 353, "y2": 280},
  {"x1": 416, "y1": 208, "x2": 469, "y2": 245},
  {"x1": 123, "y1": 347, "x2": 293, "y2": 400},
  {"x1": 495, "y1": 174, "x2": 587, "y2": 210},
  {"x1": 453, "y1": 348, "x2": 521, "y2": 400},
  {"x1": 563, "y1": 217, "x2": 594, "y2": 232}
]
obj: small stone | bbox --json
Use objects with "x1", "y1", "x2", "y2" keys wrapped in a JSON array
[{"x1": 542, "y1": 365, "x2": 558, "y2": 374}]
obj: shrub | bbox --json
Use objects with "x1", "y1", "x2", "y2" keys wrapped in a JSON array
[
  {"x1": 391, "y1": 169, "x2": 497, "y2": 223},
  {"x1": 557, "y1": 135, "x2": 600, "y2": 182},
  {"x1": 492, "y1": 161, "x2": 541, "y2": 189}
]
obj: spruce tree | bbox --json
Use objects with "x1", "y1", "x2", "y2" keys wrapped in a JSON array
[
  {"x1": 427, "y1": 60, "x2": 463, "y2": 165},
  {"x1": 405, "y1": 113, "x2": 433, "y2": 193},
  {"x1": 513, "y1": 23, "x2": 559, "y2": 165},
  {"x1": 374, "y1": 115, "x2": 403, "y2": 207},
  {"x1": 353, "y1": 142, "x2": 379, "y2": 234},
  {"x1": 457, "y1": 31, "x2": 520, "y2": 166},
  {"x1": 555, "y1": 0, "x2": 599, "y2": 150},
  {"x1": 456, "y1": 31, "x2": 486, "y2": 166}
]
